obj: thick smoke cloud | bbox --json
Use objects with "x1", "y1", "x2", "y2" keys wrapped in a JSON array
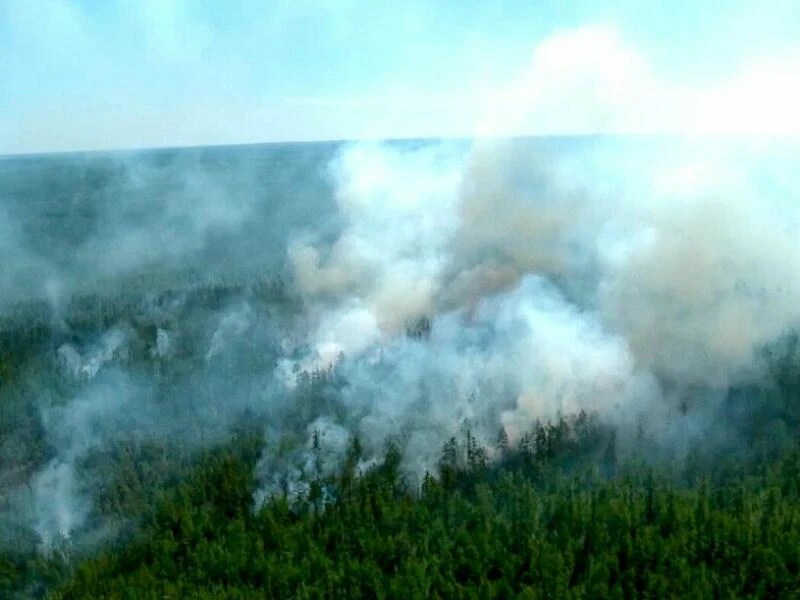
[
  {"x1": 2, "y1": 135, "x2": 799, "y2": 550},
  {"x1": 271, "y1": 136, "x2": 800, "y2": 494},
  {"x1": 289, "y1": 142, "x2": 465, "y2": 332},
  {"x1": 291, "y1": 138, "x2": 800, "y2": 387}
]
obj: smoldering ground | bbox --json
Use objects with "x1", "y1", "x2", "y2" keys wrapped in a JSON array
[{"x1": 1, "y1": 136, "x2": 799, "y2": 552}]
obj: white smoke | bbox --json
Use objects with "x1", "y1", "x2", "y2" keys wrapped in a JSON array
[
  {"x1": 206, "y1": 303, "x2": 255, "y2": 362},
  {"x1": 265, "y1": 135, "x2": 800, "y2": 494},
  {"x1": 288, "y1": 141, "x2": 465, "y2": 330},
  {"x1": 596, "y1": 149, "x2": 800, "y2": 386},
  {"x1": 56, "y1": 327, "x2": 130, "y2": 380},
  {"x1": 29, "y1": 371, "x2": 154, "y2": 551},
  {"x1": 254, "y1": 416, "x2": 353, "y2": 507},
  {"x1": 4, "y1": 134, "x2": 799, "y2": 545}
]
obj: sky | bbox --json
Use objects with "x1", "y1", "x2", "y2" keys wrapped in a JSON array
[{"x1": 1, "y1": 0, "x2": 799, "y2": 154}]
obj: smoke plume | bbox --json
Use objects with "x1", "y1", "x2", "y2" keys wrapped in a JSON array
[
  {"x1": 269, "y1": 135, "x2": 800, "y2": 494},
  {"x1": 2, "y1": 136, "x2": 799, "y2": 549}
]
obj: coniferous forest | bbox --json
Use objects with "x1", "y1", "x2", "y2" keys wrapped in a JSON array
[
  {"x1": 38, "y1": 422, "x2": 800, "y2": 599},
  {"x1": 6, "y1": 0, "x2": 800, "y2": 592},
  {"x1": 2, "y1": 279, "x2": 800, "y2": 599},
  {"x1": 4, "y1": 140, "x2": 800, "y2": 599}
]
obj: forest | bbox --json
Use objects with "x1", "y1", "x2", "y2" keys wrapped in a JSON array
[{"x1": 1, "y1": 278, "x2": 800, "y2": 599}]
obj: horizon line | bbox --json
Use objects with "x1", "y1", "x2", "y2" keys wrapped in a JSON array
[{"x1": 2, "y1": 132, "x2": 799, "y2": 160}]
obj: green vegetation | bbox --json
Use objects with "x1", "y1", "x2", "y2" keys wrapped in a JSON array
[
  {"x1": 1, "y1": 418, "x2": 798, "y2": 598},
  {"x1": 3, "y1": 283, "x2": 800, "y2": 597}
]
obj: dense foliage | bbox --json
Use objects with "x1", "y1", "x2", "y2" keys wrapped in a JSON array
[
  {"x1": 0, "y1": 417, "x2": 799, "y2": 598},
  {"x1": 3, "y1": 283, "x2": 800, "y2": 598}
]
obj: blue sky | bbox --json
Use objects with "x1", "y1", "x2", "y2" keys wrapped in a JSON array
[{"x1": 1, "y1": 0, "x2": 799, "y2": 153}]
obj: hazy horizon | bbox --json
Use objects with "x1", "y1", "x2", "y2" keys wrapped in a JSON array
[
  {"x1": 2, "y1": 1, "x2": 800, "y2": 154},
  {"x1": 5, "y1": 132, "x2": 800, "y2": 160}
]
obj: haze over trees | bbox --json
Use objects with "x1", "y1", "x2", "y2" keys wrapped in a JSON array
[{"x1": 3, "y1": 138, "x2": 800, "y2": 597}]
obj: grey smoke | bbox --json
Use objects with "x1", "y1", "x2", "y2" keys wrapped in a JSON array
[
  {"x1": 2, "y1": 136, "x2": 799, "y2": 548},
  {"x1": 29, "y1": 370, "x2": 156, "y2": 551},
  {"x1": 267, "y1": 136, "x2": 800, "y2": 495}
]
